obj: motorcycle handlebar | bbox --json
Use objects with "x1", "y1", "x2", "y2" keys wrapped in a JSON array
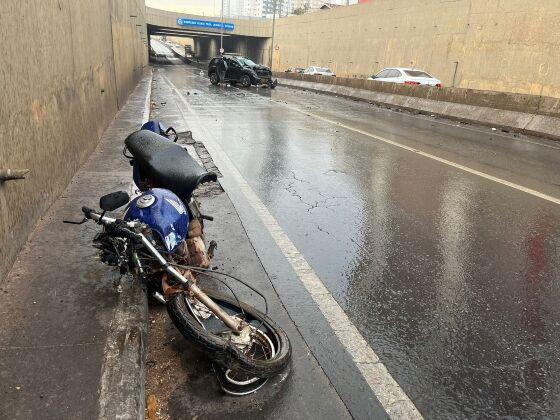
[
  {"x1": 82, "y1": 206, "x2": 96, "y2": 219},
  {"x1": 81, "y1": 207, "x2": 139, "y2": 231}
]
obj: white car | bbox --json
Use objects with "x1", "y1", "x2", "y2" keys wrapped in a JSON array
[
  {"x1": 304, "y1": 66, "x2": 336, "y2": 77},
  {"x1": 368, "y1": 68, "x2": 442, "y2": 87}
]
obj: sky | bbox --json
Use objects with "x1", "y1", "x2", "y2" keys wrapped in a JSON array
[{"x1": 146, "y1": 0, "x2": 220, "y2": 17}]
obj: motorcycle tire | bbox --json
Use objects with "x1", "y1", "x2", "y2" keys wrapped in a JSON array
[{"x1": 166, "y1": 289, "x2": 291, "y2": 378}]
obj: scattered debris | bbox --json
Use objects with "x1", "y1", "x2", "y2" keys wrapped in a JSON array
[{"x1": 146, "y1": 394, "x2": 158, "y2": 420}]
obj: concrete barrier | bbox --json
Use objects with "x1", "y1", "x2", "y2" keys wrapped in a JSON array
[{"x1": 276, "y1": 73, "x2": 560, "y2": 141}]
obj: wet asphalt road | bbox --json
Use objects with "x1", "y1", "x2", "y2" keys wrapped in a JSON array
[{"x1": 156, "y1": 64, "x2": 560, "y2": 418}]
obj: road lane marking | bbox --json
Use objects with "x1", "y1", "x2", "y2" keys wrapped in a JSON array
[
  {"x1": 273, "y1": 87, "x2": 560, "y2": 151},
  {"x1": 160, "y1": 71, "x2": 423, "y2": 419},
  {"x1": 142, "y1": 68, "x2": 152, "y2": 123},
  {"x1": 273, "y1": 99, "x2": 560, "y2": 206}
]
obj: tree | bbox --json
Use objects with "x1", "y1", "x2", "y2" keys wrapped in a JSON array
[{"x1": 293, "y1": 3, "x2": 310, "y2": 15}]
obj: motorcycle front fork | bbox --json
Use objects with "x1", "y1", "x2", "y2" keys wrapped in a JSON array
[{"x1": 131, "y1": 216, "x2": 244, "y2": 333}]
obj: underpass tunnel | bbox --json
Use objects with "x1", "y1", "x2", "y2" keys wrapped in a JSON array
[
  {"x1": 147, "y1": 24, "x2": 270, "y2": 65},
  {"x1": 189, "y1": 35, "x2": 269, "y2": 64},
  {"x1": 221, "y1": 36, "x2": 270, "y2": 65}
]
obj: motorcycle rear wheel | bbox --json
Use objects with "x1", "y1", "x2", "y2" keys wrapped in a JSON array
[{"x1": 166, "y1": 289, "x2": 291, "y2": 378}]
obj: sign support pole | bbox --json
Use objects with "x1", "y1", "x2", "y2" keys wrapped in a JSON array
[
  {"x1": 269, "y1": 0, "x2": 277, "y2": 68},
  {"x1": 220, "y1": 0, "x2": 224, "y2": 54}
]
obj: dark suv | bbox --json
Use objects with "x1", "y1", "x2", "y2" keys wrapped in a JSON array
[{"x1": 208, "y1": 55, "x2": 276, "y2": 88}]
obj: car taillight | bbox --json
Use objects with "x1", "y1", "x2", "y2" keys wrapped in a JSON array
[
  {"x1": 404, "y1": 81, "x2": 420, "y2": 86},
  {"x1": 436, "y1": 83, "x2": 442, "y2": 88}
]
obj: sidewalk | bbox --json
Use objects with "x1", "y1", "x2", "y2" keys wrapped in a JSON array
[{"x1": 0, "y1": 72, "x2": 152, "y2": 419}]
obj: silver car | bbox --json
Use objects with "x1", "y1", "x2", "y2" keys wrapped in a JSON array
[
  {"x1": 368, "y1": 67, "x2": 442, "y2": 87},
  {"x1": 304, "y1": 66, "x2": 336, "y2": 77}
]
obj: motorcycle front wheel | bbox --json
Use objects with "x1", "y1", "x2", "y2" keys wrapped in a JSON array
[{"x1": 166, "y1": 289, "x2": 291, "y2": 378}]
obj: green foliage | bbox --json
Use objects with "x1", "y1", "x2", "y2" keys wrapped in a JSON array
[{"x1": 292, "y1": 3, "x2": 310, "y2": 15}]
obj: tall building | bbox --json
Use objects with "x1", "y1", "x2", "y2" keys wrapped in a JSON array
[
  {"x1": 222, "y1": 0, "x2": 263, "y2": 18},
  {"x1": 228, "y1": 0, "x2": 244, "y2": 17},
  {"x1": 242, "y1": 0, "x2": 263, "y2": 17}
]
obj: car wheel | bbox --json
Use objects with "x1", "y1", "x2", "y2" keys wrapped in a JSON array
[
  {"x1": 240, "y1": 74, "x2": 251, "y2": 88},
  {"x1": 210, "y1": 72, "x2": 219, "y2": 85}
]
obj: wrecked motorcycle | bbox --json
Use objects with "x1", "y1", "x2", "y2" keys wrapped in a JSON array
[{"x1": 67, "y1": 129, "x2": 291, "y2": 395}]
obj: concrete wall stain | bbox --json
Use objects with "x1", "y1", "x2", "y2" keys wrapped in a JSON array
[
  {"x1": 0, "y1": 0, "x2": 148, "y2": 281},
  {"x1": 272, "y1": 0, "x2": 560, "y2": 98}
]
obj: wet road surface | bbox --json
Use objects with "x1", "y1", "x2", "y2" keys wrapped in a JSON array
[{"x1": 155, "y1": 64, "x2": 560, "y2": 418}]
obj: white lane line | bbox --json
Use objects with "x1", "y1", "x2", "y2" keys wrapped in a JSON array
[
  {"x1": 160, "y1": 72, "x2": 423, "y2": 419},
  {"x1": 273, "y1": 99, "x2": 560, "y2": 206},
  {"x1": 142, "y1": 68, "x2": 153, "y2": 123},
  {"x1": 275, "y1": 86, "x2": 560, "y2": 151}
]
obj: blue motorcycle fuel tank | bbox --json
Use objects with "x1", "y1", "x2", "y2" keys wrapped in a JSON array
[{"x1": 124, "y1": 188, "x2": 189, "y2": 253}]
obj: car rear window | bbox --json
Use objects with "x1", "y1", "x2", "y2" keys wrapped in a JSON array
[{"x1": 404, "y1": 70, "x2": 433, "y2": 78}]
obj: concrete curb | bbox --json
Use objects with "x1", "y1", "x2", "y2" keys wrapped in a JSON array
[
  {"x1": 277, "y1": 77, "x2": 560, "y2": 141},
  {"x1": 96, "y1": 71, "x2": 152, "y2": 420}
]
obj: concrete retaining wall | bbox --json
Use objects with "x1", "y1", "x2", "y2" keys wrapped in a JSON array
[
  {"x1": 276, "y1": 74, "x2": 560, "y2": 141},
  {"x1": 0, "y1": 1, "x2": 148, "y2": 281},
  {"x1": 272, "y1": 0, "x2": 560, "y2": 98}
]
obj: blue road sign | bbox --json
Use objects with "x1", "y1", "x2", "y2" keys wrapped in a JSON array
[{"x1": 176, "y1": 18, "x2": 234, "y2": 31}]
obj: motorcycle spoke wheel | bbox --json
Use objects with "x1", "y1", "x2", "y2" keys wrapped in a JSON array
[{"x1": 167, "y1": 289, "x2": 291, "y2": 378}]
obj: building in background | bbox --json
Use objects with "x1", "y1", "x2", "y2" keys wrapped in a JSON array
[
  {"x1": 319, "y1": 3, "x2": 342, "y2": 10},
  {"x1": 227, "y1": 0, "x2": 244, "y2": 17},
  {"x1": 242, "y1": 0, "x2": 263, "y2": 17},
  {"x1": 221, "y1": 0, "x2": 262, "y2": 18},
  {"x1": 292, "y1": 0, "x2": 356, "y2": 14},
  {"x1": 223, "y1": 0, "x2": 355, "y2": 18}
]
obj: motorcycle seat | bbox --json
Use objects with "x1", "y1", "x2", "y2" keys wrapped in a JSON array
[{"x1": 125, "y1": 130, "x2": 217, "y2": 199}]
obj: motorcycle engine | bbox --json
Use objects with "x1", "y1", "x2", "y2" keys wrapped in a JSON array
[{"x1": 93, "y1": 231, "x2": 129, "y2": 274}]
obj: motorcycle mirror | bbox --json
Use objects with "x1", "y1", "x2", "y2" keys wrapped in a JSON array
[{"x1": 100, "y1": 191, "x2": 130, "y2": 212}]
